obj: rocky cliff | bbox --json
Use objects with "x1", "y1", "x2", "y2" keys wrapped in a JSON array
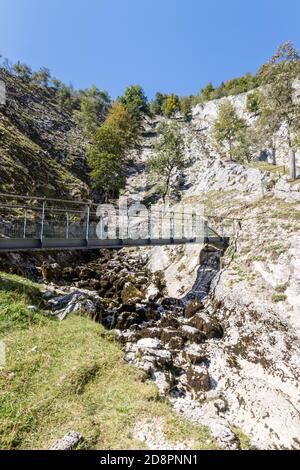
[
  {"x1": 118, "y1": 95, "x2": 300, "y2": 449},
  {"x1": 0, "y1": 69, "x2": 89, "y2": 199}
]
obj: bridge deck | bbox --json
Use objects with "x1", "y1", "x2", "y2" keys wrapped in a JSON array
[{"x1": 0, "y1": 236, "x2": 228, "y2": 252}]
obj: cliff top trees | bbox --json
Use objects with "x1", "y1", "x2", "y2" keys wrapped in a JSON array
[
  {"x1": 118, "y1": 85, "x2": 149, "y2": 129},
  {"x1": 259, "y1": 41, "x2": 300, "y2": 178},
  {"x1": 146, "y1": 122, "x2": 185, "y2": 203},
  {"x1": 74, "y1": 85, "x2": 111, "y2": 138},
  {"x1": 213, "y1": 100, "x2": 247, "y2": 160},
  {"x1": 161, "y1": 94, "x2": 180, "y2": 118}
]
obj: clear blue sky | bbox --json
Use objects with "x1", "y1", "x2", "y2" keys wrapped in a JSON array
[{"x1": 0, "y1": 0, "x2": 299, "y2": 99}]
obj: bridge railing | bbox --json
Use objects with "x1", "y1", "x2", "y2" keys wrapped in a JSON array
[{"x1": 0, "y1": 193, "x2": 224, "y2": 249}]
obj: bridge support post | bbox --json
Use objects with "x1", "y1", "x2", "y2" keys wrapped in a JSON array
[
  {"x1": 192, "y1": 212, "x2": 196, "y2": 239},
  {"x1": 159, "y1": 210, "x2": 163, "y2": 239},
  {"x1": 40, "y1": 201, "x2": 45, "y2": 243},
  {"x1": 66, "y1": 212, "x2": 69, "y2": 239},
  {"x1": 85, "y1": 205, "x2": 90, "y2": 245},
  {"x1": 148, "y1": 206, "x2": 152, "y2": 243},
  {"x1": 170, "y1": 211, "x2": 174, "y2": 242},
  {"x1": 23, "y1": 209, "x2": 27, "y2": 239}
]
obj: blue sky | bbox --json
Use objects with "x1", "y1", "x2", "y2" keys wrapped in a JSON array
[{"x1": 0, "y1": 0, "x2": 300, "y2": 99}]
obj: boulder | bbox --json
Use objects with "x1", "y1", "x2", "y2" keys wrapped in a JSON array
[
  {"x1": 186, "y1": 365, "x2": 211, "y2": 392},
  {"x1": 182, "y1": 344, "x2": 207, "y2": 364},
  {"x1": 137, "y1": 337, "x2": 162, "y2": 350},
  {"x1": 180, "y1": 325, "x2": 206, "y2": 343},
  {"x1": 49, "y1": 431, "x2": 83, "y2": 450},
  {"x1": 183, "y1": 300, "x2": 204, "y2": 318},
  {"x1": 152, "y1": 371, "x2": 175, "y2": 395},
  {"x1": 188, "y1": 313, "x2": 224, "y2": 339},
  {"x1": 121, "y1": 282, "x2": 143, "y2": 304}
]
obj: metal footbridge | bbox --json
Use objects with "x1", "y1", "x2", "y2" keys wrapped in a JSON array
[{"x1": 0, "y1": 194, "x2": 228, "y2": 252}]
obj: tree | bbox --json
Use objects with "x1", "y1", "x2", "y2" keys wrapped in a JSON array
[
  {"x1": 246, "y1": 90, "x2": 279, "y2": 165},
  {"x1": 162, "y1": 94, "x2": 180, "y2": 118},
  {"x1": 213, "y1": 100, "x2": 247, "y2": 160},
  {"x1": 32, "y1": 67, "x2": 51, "y2": 87},
  {"x1": 88, "y1": 103, "x2": 137, "y2": 200},
  {"x1": 259, "y1": 41, "x2": 300, "y2": 179},
  {"x1": 12, "y1": 61, "x2": 32, "y2": 80},
  {"x1": 73, "y1": 85, "x2": 111, "y2": 138},
  {"x1": 118, "y1": 85, "x2": 149, "y2": 128},
  {"x1": 53, "y1": 81, "x2": 77, "y2": 112},
  {"x1": 150, "y1": 92, "x2": 168, "y2": 115},
  {"x1": 200, "y1": 82, "x2": 215, "y2": 102},
  {"x1": 180, "y1": 96, "x2": 193, "y2": 121},
  {"x1": 246, "y1": 90, "x2": 262, "y2": 116},
  {"x1": 232, "y1": 126, "x2": 262, "y2": 163},
  {"x1": 146, "y1": 122, "x2": 185, "y2": 202}
]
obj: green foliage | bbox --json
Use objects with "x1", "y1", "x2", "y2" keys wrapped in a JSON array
[
  {"x1": 200, "y1": 73, "x2": 259, "y2": 103},
  {"x1": 73, "y1": 85, "x2": 110, "y2": 138},
  {"x1": 213, "y1": 100, "x2": 247, "y2": 160},
  {"x1": 246, "y1": 90, "x2": 263, "y2": 115},
  {"x1": 88, "y1": 103, "x2": 137, "y2": 200},
  {"x1": 12, "y1": 62, "x2": 32, "y2": 81},
  {"x1": 146, "y1": 122, "x2": 185, "y2": 202},
  {"x1": 151, "y1": 93, "x2": 192, "y2": 121},
  {"x1": 118, "y1": 85, "x2": 149, "y2": 128},
  {"x1": 259, "y1": 41, "x2": 300, "y2": 177},
  {"x1": 150, "y1": 92, "x2": 167, "y2": 115},
  {"x1": 200, "y1": 82, "x2": 215, "y2": 101},
  {"x1": 231, "y1": 126, "x2": 262, "y2": 163},
  {"x1": 162, "y1": 94, "x2": 180, "y2": 118},
  {"x1": 272, "y1": 293, "x2": 287, "y2": 302},
  {"x1": 179, "y1": 96, "x2": 193, "y2": 121},
  {"x1": 32, "y1": 67, "x2": 51, "y2": 87}
]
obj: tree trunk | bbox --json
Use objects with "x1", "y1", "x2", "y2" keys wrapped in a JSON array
[{"x1": 289, "y1": 147, "x2": 297, "y2": 180}]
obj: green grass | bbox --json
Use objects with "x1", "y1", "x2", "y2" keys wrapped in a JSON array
[
  {"x1": 271, "y1": 293, "x2": 287, "y2": 303},
  {"x1": 275, "y1": 283, "x2": 288, "y2": 293},
  {"x1": 248, "y1": 161, "x2": 289, "y2": 176},
  {"x1": 231, "y1": 427, "x2": 256, "y2": 450},
  {"x1": 0, "y1": 273, "x2": 216, "y2": 450}
]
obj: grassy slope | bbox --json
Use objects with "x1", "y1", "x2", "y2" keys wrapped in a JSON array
[{"x1": 0, "y1": 273, "x2": 216, "y2": 450}]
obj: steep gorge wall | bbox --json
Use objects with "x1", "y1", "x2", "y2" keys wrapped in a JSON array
[{"x1": 0, "y1": 69, "x2": 89, "y2": 199}]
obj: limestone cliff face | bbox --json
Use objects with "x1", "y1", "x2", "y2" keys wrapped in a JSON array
[
  {"x1": 0, "y1": 69, "x2": 89, "y2": 199},
  {"x1": 123, "y1": 97, "x2": 300, "y2": 449}
]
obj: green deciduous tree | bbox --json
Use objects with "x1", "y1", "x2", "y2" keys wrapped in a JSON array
[
  {"x1": 213, "y1": 100, "x2": 247, "y2": 160},
  {"x1": 259, "y1": 41, "x2": 300, "y2": 179},
  {"x1": 162, "y1": 94, "x2": 180, "y2": 118},
  {"x1": 146, "y1": 122, "x2": 185, "y2": 202},
  {"x1": 88, "y1": 103, "x2": 137, "y2": 200}
]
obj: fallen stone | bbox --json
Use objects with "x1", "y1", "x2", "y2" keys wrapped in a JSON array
[
  {"x1": 180, "y1": 325, "x2": 206, "y2": 343},
  {"x1": 184, "y1": 300, "x2": 204, "y2": 318},
  {"x1": 137, "y1": 338, "x2": 162, "y2": 350},
  {"x1": 186, "y1": 365, "x2": 211, "y2": 393},
  {"x1": 49, "y1": 431, "x2": 83, "y2": 450}
]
